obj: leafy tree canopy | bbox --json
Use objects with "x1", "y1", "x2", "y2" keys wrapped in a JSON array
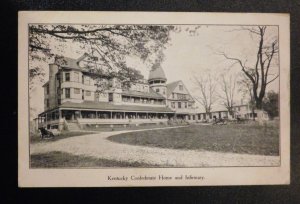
[{"x1": 29, "y1": 24, "x2": 174, "y2": 90}]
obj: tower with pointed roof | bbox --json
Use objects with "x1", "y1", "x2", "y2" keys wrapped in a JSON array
[{"x1": 148, "y1": 66, "x2": 167, "y2": 99}]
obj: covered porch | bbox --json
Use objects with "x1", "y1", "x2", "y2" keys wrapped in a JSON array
[
  {"x1": 38, "y1": 108, "x2": 175, "y2": 130},
  {"x1": 62, "y1": 109, "x2": 173, "y2": 125}
]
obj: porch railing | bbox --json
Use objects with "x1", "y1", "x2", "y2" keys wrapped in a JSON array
[{"x1": 77, "y1": 118, "x2": 168, "y2": 125}]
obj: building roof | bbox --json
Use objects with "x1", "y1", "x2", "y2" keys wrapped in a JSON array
[
  {"x1": 166, "y1": 80, "x2": 181, "y2": 97},
  {"x1": 58, "y1": 101, "x2": 174, "y2": 113},
  {"x1": 122, "y1": 89, "x2": 165, "y2": 99},
  {"x1": 148, "y1": 67, "x2": 167, "y2": 81},
  {"x1": 42, "y1": 81, "x2": 49, "y2": 87},
  {"x1": 166, "y1": 80, "x2": 195, "y2": 102},
  {"x1": 55, "y1": 56, "x2": 81, "y2": 69}
]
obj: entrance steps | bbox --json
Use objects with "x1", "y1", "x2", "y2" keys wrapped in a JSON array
[{"x1": 67, "y1": 122, "x2": 81, "y2": 131}]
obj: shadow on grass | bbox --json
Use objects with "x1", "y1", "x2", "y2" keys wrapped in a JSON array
[{"x1": 30, "y1": 151, "x2": 163, "y2": 168}]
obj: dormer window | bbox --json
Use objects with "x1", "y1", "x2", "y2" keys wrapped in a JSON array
[
  {"x1": 65, "y1": 73, "x2": 70, "y2": 82},
  {"x1": 179, "y1": 85, "x2": 183, "y2": 91}
]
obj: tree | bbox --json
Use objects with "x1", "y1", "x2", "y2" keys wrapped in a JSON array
[
  {"x1": 29, "y1": 24, "x2": 174, "y2": 91},
  {"x1": 193, "y1": 73, "x2": 218, "y2": 114},
  {"x1": 262, "y1": 91, "x2": 279, "y2": 119},
  {"x1": 217, "y1": 73, "x2": 237, "y2": 116},
  {"x1": 237, "y1": 74, "x2": 256, "y2": 120},
  {"x1": 219, "y1": 26, "x2": 279, "y2": 109}
]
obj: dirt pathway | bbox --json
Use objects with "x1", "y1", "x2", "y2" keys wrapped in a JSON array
[{"x1": 31, "y1": 126, "x2": 280, "y2": 167}]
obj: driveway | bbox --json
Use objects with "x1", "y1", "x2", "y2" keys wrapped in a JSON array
[{"x1": 31, "y1": 126, "x2": 280, "y2": 167}]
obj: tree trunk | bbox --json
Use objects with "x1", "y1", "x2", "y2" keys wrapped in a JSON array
[{"x1": 256, "y1": 98, "x2": 263, "y2": 110}]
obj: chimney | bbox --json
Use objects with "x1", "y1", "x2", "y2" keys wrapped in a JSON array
[{"x1": 48, "y1": 64, "x2": 59, "y2": 109}]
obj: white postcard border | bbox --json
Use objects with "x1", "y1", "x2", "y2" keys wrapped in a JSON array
[{"x1": 18, "y1": 11, "x2": 290, "y2": 187}]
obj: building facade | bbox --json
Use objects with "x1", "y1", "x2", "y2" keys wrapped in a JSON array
[
  {"x1": 37, "y1": 54, "x2": 268, "y2": 131},
  {"x1": 37, "y1": 54, "x2": 196, "y2": 130}
]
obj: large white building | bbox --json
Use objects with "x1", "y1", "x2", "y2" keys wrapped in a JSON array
[
  {"x1": 37, "y1": 54, "x2": 197, "y2": 130},
  {"x1": 37, "y1": 53, "x2": 267, "y2": 131}
]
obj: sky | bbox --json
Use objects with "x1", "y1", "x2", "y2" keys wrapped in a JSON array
[{"x1": 29, "y1": 25, "x2": 279, "y2": 118}]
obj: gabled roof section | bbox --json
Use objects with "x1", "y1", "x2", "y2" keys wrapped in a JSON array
[
  {"x1": 166, "y1": 80, "x2": 195, "y2": 102},
  {"x1": 148, "y1": 67, "x2": 167, "y2": 81},
  {"x1": 55, "y1": 56, "x2": 81, "y2": 69},
  {"x1": 166, "y1": 80, "x2": 181, "y2": 97},
  {"x1": 54, "y1": 53, "x2": 107, "y2": 75}
]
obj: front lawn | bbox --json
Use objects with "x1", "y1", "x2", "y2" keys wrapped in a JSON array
[
  {"x1": 108, "y1": 122, "x2": 279, "y2": 156},
  {"x1": 30, "y1": 151, "x2": 161, "y2": 168}
]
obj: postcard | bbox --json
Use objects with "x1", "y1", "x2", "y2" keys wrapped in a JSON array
[{"x1": 18, "y1": 11, "x2": 290, "y2": 187}]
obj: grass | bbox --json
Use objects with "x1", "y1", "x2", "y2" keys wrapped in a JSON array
[
  {"x1": 30, "y1": 151, "x2": 161, "y2": 168},
  {"x1": 108, "y1": 121, "x2": 279, "y2": 156},
  {"x1": 83, "y1": 122, "x2": 188, "y2": 132},
  {"x1": 30, "y1": 131, "x2": 95, "y2": 144}
]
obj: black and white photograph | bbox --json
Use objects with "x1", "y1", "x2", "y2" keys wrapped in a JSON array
[{"x1": 18, "y1": 12, "x2": 290, "y2": 187}]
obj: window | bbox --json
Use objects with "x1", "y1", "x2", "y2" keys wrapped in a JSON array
[
  {"x1": 65, "y1": 73, "x2": 70, "y2": 81},
  {"x1": 65, "y1": 88, "x2": 70, "y2": 98},
  {"x1": 198, "y1": 114, "x2": 201, "y2": 120},
  {"x1": 193, "y1": 115, "x2": 195, "y2": 120},
  {"x1": 177, "y1": 94, "x2": 186, "y2": 100},
  {"x1": 171, "y1": 102, "x2": 175, "y2": 108},
  {"x1": 57, "y1": 99, "x2": 61, "y2": 105},
  {"x1": 46, "y1": 99, "x2": 49, "y2": 108},
  {"x1": 156, "y1": 88, "x2": 159, "y2": 93},
  {"x1": 74, "y1": 72, "x2": 79, "y2": 82},
  {"x1": 85, "y1": 76, "x2": 90, "y2": 85},
  {"x1": 178, "y1": 102, "x2": 181, "y2": 108},
  {"x1": 172, "y1": 93, "x2": 175, "y2": 99},
  {"x1": 188, "y1": 115, "x2": 191, "y2": 120},
  {"x1": 185, "y1": 102, "x2": 187, "y2": 108},
  {"x1": 56, "y1": 73, "x2": 60, "y2": 81},
  {"x1": 109, "y1": 93, "x2": 113, "y2": 102},
  {"x1": 179, "y1": 85, "x2": 183, "y2": 91},
  {"x1": 86, "y1": 91, "x2": 91, "y2": 96},
  {"x1": 82, "y1": 75, "x2": 84, "y2": 84},
  {"x1": 46, "y1": 85, "x2": 49, "y2": 95},
  {"x1": 95, "y1": 92, "x2": 99, "y2": 101},
  {"x1": 74, "y1": 88, "x2": 80, "y2": 94}
]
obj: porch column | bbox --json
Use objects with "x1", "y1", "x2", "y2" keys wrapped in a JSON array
[
  {"x1": 123, "y1": 112, "x2": 125, "y2": 119},
  {"x1": 58, "y1": 109, "x2": 64, "y2": 131},
  {"x1": 45, "y1": 113, "x2": 47, "y2": 127}
]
